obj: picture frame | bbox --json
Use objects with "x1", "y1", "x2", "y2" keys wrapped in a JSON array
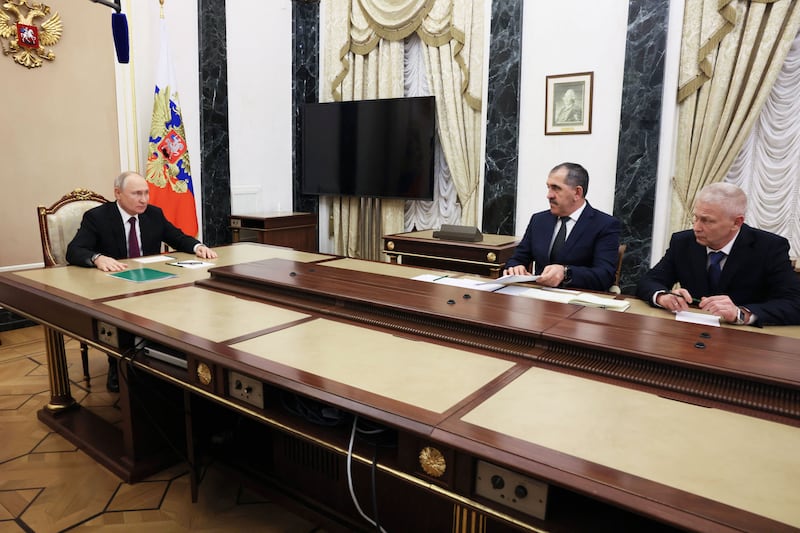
[{"x1": 545, "y1": 71, "x2": 593, "y2": 135}]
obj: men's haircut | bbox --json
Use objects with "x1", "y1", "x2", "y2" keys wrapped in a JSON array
[
  {"x1": 552, "y1": 162, "x2": 589, "y2": 196},
  {"x1": 114, "y1": 170, "x2": 140, "y2": 191},
  {"x1": 696, "y1": 182, "x2": 747, "y2": 218}
]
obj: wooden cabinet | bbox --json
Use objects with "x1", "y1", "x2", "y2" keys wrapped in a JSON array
[
  {"x1": 229, "y1": 212, "x2": 317, "y2": 252},
  {"x1": 383, "y1": 230, "x2": 519, "y2": 278}
]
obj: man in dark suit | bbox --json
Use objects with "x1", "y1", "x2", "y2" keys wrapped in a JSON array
[
  {"x1": 67, "y1": 171, "x2": 217, "y2": 390},
  {"x1": 67, "y1": 171, "x2": 216, "y2": 272},
  {"x1": 636, "y1": 182, "x2": 800, "y2": 326},
  {"x1": 504, "y1": 163, "x2": 621, "y2": 291}
]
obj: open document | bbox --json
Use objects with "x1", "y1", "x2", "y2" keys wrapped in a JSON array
[
  {"x1": 492, "y1": 273, "x2": 540, "y2": 285},
  {"x1": 513, "y1": 287, "x2": 631, "y2": 311}
]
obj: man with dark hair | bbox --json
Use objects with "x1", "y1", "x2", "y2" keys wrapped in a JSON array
[
  {"x1": 637, "y1": 182, "x2": 800, "y2": 326},
  {"x1": 504, "y1": 163, "x2": 621, "y2": 291}
]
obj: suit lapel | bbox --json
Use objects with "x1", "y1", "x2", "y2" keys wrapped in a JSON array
[
  {"x1": 137, "y1": 209, "x2": 155, "y2": 255},
  {"x1": 689, "y1": 241, "x2": 709, "y2": 294},
  {"x1": 560, "y1": 203, "x2": 593, "y2": 255},
  {"x1": 717, "y1": 225, "x2": 752, "y2": 292},
  {"x1": 536, "y1": 214, "x2": 559, "y2": 259},
  {"x1": 110, "y1": 203, "x2": 128, "y2": 259}
]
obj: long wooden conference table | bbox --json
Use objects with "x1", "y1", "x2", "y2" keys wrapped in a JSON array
[{"x1": 0, "y1": 243, "x2": 799, "y2": 532}]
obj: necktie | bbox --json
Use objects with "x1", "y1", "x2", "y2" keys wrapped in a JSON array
[
  {"x1": 707, "y1": 251, "x2": 725, "y2": 294},
  {"x1": 128, "y1": 217, "x2": 141, "y2": 258},
  {"x1": 550, "y1": 216, "x2": 569, "y2": 263}
]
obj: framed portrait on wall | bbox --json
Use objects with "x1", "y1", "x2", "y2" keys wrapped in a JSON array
[{"x1": 545, "y1": 72, "x2": 593, "y2": 135}]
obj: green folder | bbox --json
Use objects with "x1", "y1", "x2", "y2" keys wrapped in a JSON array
[{"x1": 108, "y1": 268, "x2": 177, "y2": 283}]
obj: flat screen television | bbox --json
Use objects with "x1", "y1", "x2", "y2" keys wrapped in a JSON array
[{"x1": 301, "y1": 96, "x2": 436, "y2": 200}]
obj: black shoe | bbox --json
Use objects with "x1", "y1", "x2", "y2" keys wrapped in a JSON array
[{"x1": 106, "y1": 358, "x2": 119, "y2": 392}]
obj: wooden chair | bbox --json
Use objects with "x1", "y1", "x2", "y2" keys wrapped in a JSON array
[{"x1": 37, "y1": 188, "x2": 109, "y2": 386}]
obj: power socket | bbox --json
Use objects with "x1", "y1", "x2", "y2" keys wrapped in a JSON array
[
  {"x1": 96, "y1": 320, "x2": 120, "y2": 348},
  {"x1": 474, "y1": 460, "x2": 548, "y2": 520},
  {"x1": 228, "y1": 371, "x2": 264, "y2": 409}
]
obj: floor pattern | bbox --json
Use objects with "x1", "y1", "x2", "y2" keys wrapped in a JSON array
[{"x1": 0, "y1": 326, "x2": 325, "y2": 533}]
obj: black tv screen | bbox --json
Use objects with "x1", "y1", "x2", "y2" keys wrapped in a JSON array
[{"x1": 301, "y1": 96, "x2": 436, "y2": 200}]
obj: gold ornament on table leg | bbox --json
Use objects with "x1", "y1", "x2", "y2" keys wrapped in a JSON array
[
  {"x1": 0, "y1": 1, "x2": 62, "y2": 69},
  {"x1": 419, "y1": 446, "x2": 446, "y2": 478}
]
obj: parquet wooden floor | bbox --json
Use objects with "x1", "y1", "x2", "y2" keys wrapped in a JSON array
[{"x1": 0, "y1": 326, "x2": 326, "y2": 533}]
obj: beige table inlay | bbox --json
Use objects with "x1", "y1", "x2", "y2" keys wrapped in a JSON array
[
  {"x1": 462, "y1": 367, "x2": 800, "y2": 527},
  {"x1": 323, "y1": 257, "x2": 452, "y2": 279},
  {"x1": 106, "y1": 286, "x2": 309, "y2": 342},
  {"x1": 232, "y1": 319, "x2": 515, "y2": 413},
  {"x1": 16, "y1": 243, "x2": 332, "y2": 301}
]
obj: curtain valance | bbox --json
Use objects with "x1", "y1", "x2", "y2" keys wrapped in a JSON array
[
  {"x1": 678, "y1": 0, "x2": 785, "y2": 102},
  {"x1": 329, "y1": 0, "x2": 480, "y2": 110}
]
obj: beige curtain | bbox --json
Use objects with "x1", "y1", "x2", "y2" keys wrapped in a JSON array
[
  {"x1": 323, "y1": 0, "x2": 484, "y2": 259},
  {"x1": 671, "y1": 0, "x2": 800, "y2": 233},
  {"x1": 420, "y1": 0, "x2": 483, "y2": 226}
]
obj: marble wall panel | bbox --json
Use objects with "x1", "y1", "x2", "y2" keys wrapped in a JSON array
[
  {"x1": 613, "y1": 0, "x2": 669, "y2": 293},
  {"x1": 198, "y1": 0, "x2": 231, "y2": 247},
  {"x1": 292, "y1": 1, "x2": 320, "y2": 216},
  {"x1": 482, "y1": 0, "x2": 524, "y2": 236}
]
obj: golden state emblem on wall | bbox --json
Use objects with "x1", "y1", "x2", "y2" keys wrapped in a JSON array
[{"x1": 0, "y1": 1, "x2": 62, "y2": 68}]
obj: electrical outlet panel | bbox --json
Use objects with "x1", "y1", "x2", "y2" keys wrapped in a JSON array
[
  {"x1": 96, "y1": 320, "x2": 120, "y2": 348},
  {"x1": 474, "y1": 460, "x2": 548, "y2": 519},
  {"x1": 228, "y1": 371, "x2": 264, "y2": 409}
]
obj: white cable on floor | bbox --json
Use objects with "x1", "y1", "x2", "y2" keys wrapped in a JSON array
[{"x1": 346, "y1": 415, "x2": 388, "y2": 533}]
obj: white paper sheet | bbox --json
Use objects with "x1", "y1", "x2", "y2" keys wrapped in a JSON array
[
  {"x1": 675, "y1": 311, "x2": 720, "y2": 327},
  {"x1": 132, "y1": 255, "x2": 176, "y2": 264},
  {"x1": 167, "y1": 260, "x2": 214, "y2": 269}
]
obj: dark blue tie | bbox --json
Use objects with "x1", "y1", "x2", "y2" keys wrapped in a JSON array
[{"x1": 707, "y1": 251, "x2": 725, "y2": 294}]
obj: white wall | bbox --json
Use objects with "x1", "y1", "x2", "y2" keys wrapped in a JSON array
[
  {"x1": 226, "y1": 1, "x2": 293, "y2": 214},
  {"x1": 652, "y1": 0, "x2": 686, "y2": 264},
  {"x1": 516, "y1": 1, "x2": 630, "y2": 235}
]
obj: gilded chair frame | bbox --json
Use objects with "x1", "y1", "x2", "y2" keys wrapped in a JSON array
[
  {"x1": 36, "y1": 188, "x2": 109, "y2": 385},
  {"x1": 38, "y1": 188, "x2": 109, "y2": 266}
]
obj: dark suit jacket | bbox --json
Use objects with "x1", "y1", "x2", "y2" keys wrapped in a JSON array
[
  {"x1": 505, "y1": 202, "x2": 621, "y2": 291},
  {"x1": 636, "y1": 225, "x2": 800, "y2": 326},
  {"x1": 66, "y1": 202, "x2": 200, "y2": 267}
]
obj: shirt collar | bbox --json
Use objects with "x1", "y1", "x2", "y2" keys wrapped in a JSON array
[
  {"x1": 564, "y1": 201, "x2": 587, "y2": 222},
  {"x1": 116, "y1": 202, "x2": 137, "y2": 224},
  {"x1": 707, "y1": 229, "x2": 740, "y2": 256}
]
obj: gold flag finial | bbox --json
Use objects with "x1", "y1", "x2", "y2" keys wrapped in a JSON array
[{"x1": 159, "y1": 0, "x2": 165, "y2": 18}]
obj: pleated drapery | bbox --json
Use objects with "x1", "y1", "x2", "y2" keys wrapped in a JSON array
[
  {"x1": 725, "y1": 30, "x2": 800, "y2": 258},
  {"x1": 671, "y1": 0, "x2": 800, "y2": 234}
]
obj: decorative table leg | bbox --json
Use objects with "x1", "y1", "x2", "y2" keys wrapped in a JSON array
[{"x1": 43, "y1": 327, "x2": 76, "y2": 412}]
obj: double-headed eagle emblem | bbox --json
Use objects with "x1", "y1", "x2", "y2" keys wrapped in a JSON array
[{"x1": 0, "y1": 1, "x2": 62, "y2": 68}]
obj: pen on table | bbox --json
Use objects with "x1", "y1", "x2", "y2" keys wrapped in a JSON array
[
  {"x1": 176, "y1": 260, "x2": 201, "y2": 265},
  {"x1": 669, "y1": 292, "x2": 701, "y2": 305}
]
